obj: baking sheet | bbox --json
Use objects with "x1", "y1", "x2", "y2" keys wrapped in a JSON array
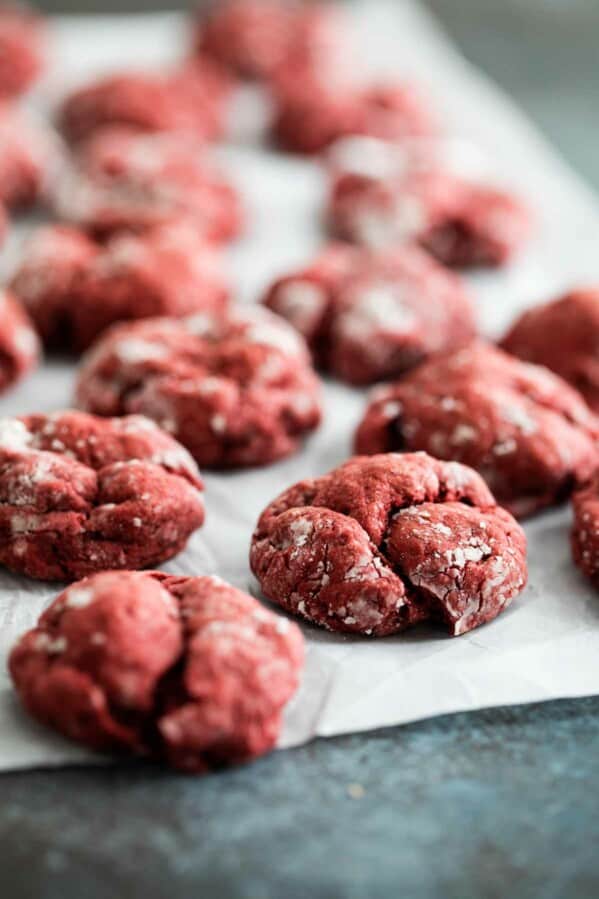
[{"x1": 2, "y1": 1, "x2": 599, "y2": 770}]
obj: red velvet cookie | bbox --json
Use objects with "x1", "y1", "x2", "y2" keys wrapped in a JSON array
[
  {"x1": 11, "y1": 222, "x2": 228, "y2": 352},
  {"x1": 502, "y1": 289, "x2": 599, "y2": 413},
  {"x1": 355, "y1": 342, "x2": 599, "y2": 518},
  {"x1": 572, "y1": 473, "x2": 599, "y2": 588},
  {"x1": 263, "y1": 243, "x2": 475, "y2": 384},
  {"x1": 10, "y1": 225, "x2": 98, "y2": 346},
  {"x1": 75, "y1": 307, "x2": 322, "y2": 468},
  {"x1": 0, "y1": 289, "x2": 39, "y2": 392},
  {"x1": 0, "y1": 5, "x2": 45, "y2": 99},
  {"x1": 328, "y1": 139, "x2": 531, "y2": 267},
  {"x1": 195, "y1": 0, "x2": 347, "y2": 83},
  {"x1": 251, "y1": 452, "x2": 527, "y2": 637},
  {"x1": 0, "y1": 104, "x2": 61, "y2": 210},
  {"x1": 0, "y1": 411, "x2": 205, "y2": 580},
  {"x1": 53, "y1": 128, "x2": 242, "y2": 242},
  {"x1": 9, "y1": 570, "x2": 303, "y2": 771},
  {"x1": 59, "y1": 63, "x2": 230, "y2": 144},
  {"x1": 195, "y1": 0, "x2": 295, "y2": 80},
  {"x1": 272, "y1": 73, "x2": 434, "y2": 155},
  {"x1": 53, "y1": 128, "x2": 241, "y2": 242}
]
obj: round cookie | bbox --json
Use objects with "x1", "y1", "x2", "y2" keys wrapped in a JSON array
[
  {"x1": 195, "y1": 0, "x2": 348, "y2": 83},
  {"x1": 10, "y1": 224, "x2": 98, "y2": 346},
  {"x1": 501, "y1": 289, "x2": 599, "y2": 413},
  {"x1": 572, "y1": 474, "x2": 599, "y2": 588},
  {"x1": 75, "y1": 306, "x2": 322, "y2": 469},
  {"x1": 59, "y1": 64, "x2": 230, "y2": 144},
  {"x1": 263, "y1": 243, "x2": 475, "y2": 385},
  {"x1": 0, "y1": 5, "x2": 45, "y2": 99},
  {"x1": 0, "y1": 104, "x2": 62, "y2": 210},
  {"x1": 195, "y1": 0, "x2": 296, "y2": 80},
  {"x1": 9, "y1": 570, "x2": 304, "y2": 772},
  {"x1": 0, "y1": 289, "x2": 39, "y2": 393},
  {"x1": 355, "y1": 341, "x2": 599, "y2": 518},
  {"x1": 11, "y1": 222, "x2": 229, "y2": 352},
  {"x1": 0, "y1": 411, "x2": 205, "y2": 580},
  {"x1": 272, "y1": 73, "x2": 433, "y2": 155},
  {"x1": 251, "y1": 452, "x2": 527, "y2": 637},
  {"x1": 328, "y1": 139, "x2": 531, "y2": 267},
  {"x1": 53, "y1": 128, "x2": 242, "y2": 242}
]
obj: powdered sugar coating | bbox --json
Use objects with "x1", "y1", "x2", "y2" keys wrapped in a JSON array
[
  {"x1": 0, "y1": 104, "x2": 61, "y2": 209},
  {"x1": 502, "y1": 288, "x2": 599, "y2": 412},
  {"x1": 75, "y1": 306, "x2": 322, "y2": 468},
  {"x1": 328, "y1": 144, "x2": 531, "y2": 268},
  {"x1": 264, "y1": 243, "x2": 475, "y2": 385},
  {"x1": 251, "y1": 452, "x2": 527, "y2": 636},
  {"x1": 11, "y1": 221, "x2": 229, "y2": 352},
  {"x1": 272, "y1": 48, "x2": 435, "y2": 156},
  {"x1": 52, "y1": 128, "x2": 242, "y2": 242},
  {"x1": 195, "y1": 0, "x2": 349, "y2": 84},
  {"x1": 9, "y1": 570, "x2": 304, "y2": 772},
  {"x1": 59, "y1": 61, "x2": 230, "y2": 144},
  {"x1": 572, "y1": 474, "x2": 599, "y2": 588},
  {"x1": 355, "y1": 341, "x2": 599, "y2": 517},
  {"x1": 0, "y1": 410, "x2": 204, "y2": 580},
  {"x1": 0, "y1": 289, "x2": 39, "y2": 394}
]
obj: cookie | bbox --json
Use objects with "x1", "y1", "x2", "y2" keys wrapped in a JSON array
[
  {"x1": 59, "y1": 63, "x2": 230, "y2": 144},
  {"x1": 75, "y1": 306, "x2": 322, "y2": 468},
  {"x1": 9, "y1": 570, "x2": 303, "y2": 771},
  {"x1": 11, "y1": 222, "x2": 229, "y2": 352},
  {"x1": 502, "y1": 289, "x2": 599, "y2": 412},
  {"x1": 272, "y1": 74, "x2": 433, "y2": 155},
  {"x1": 52, "y1": 128, "x2": 242, "y2": 242},
  {"x1": 572, "y1": 474, "x2": 599, "y2": 588},
  {"x1": 0, "y1": 104, "x2": 61, "y2": 210},
  {"x1": 10, "y1": 225, "x2": 98, "y2": 346},
  {"x1": 251, "y1": 452, "x2": 527, "y2": 637},
  {"x1": 0, "y1": 289, "x2": 39, "y2": 393},
  {"x1": 355, "y1": 342, "x2": 599, "y2": 518},
  {"x1": 195, "y1": 0, "x2": 347, "y2": 83},
  {"x1": 0, "y1": 411, "x2": 205, "y2": 580},
  {"x1": 263, "y1": 242, "x2": 475, "y2": 384},
  {"x1": 0, "y1": 5, "x2": 45, "y2": 99},
  {"x1": 328, "y1": 138, "x2": 531, "y2": 267},
  {"x1": 196, "y1": 0, "x2": 294, "y2": 80}
]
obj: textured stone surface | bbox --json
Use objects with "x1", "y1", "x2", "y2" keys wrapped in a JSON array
[{"x1": 3, "y1": 698, "x2": 599, "y2": 898}]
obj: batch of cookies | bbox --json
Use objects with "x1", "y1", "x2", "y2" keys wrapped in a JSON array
[{"x1": 0, "y1": 1, "x2": 597, "y2": 774}]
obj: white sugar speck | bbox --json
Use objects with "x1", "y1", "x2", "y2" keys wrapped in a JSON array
[{"x1": 65, "y1": 586, "x2": 94, "y2": 609}]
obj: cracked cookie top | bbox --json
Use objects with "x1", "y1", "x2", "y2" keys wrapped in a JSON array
[
  {"x1": 502, "y1": 288, "x2": 599, "y2": 413},
  {"x1": 9, "y1": 570, "x2": 303, "y2": 772},
  {"x1": 12, "y1": 221, "x2": 229, "y2": 352},
  {"x1": 0, "y1": 410, "x2": 204, "y2": 580},
  {"x1": 75, "y1": 306, "x2": 322, "y2": 469},
  {"x1": 53, "y1": 128, "x2": 242, "y2": 242},
  {"x1": 250, "y1": 451, "x2": 527, "y2": 637},
  {"x1": 263, "y1": 243, "x2": 475, "y2": 385},
  {"x1": 0, "y1": 289, "x2": 39, "y2": 394},
  {"x1": 355, "y1": 341, "x2": 599, "y2": 518}
]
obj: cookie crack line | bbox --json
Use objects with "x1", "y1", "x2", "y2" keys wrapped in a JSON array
[
  {"x1": 0, "y1": 411, "x2": 205, "y2": 581},
  {"x1": 9, "y1": 571, "x2": 304, "y2": 773}
]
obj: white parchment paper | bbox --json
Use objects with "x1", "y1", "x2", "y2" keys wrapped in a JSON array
[{"x1": 2, "y1": 1, "x2": 599, "y2": 770}]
